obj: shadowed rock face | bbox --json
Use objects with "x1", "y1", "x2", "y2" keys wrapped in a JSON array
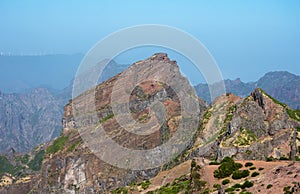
[
  {"x1": 0, "y1": 88, "x2": 63, "y2": 153},
  {"x1": 251, "y1": 88, "x2": 265, "y2": 110}
]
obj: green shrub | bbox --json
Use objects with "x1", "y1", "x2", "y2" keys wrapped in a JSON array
[
  {"x1": 246, "y1": 150, "x2": 252, "y2": 155},
  {"x1": 286, "y1": 109, "x2": 300, "y2": 122},
  {"x1": 249, "y1": 166, "x2": 256, "y2": 170},
  {"x1": 200, "y1": 181, "x2": 207, "y2": 187},
  {"x1": 191, "y1": 171, "x2": 201, "y2": 179},
  {"x1": 0, "y1": 156, "x2": 27, "y2": 177},
  {"x1": 232, "y1": 183, "x2": 242, "y2": 188},
  {"x1": 251, "y1": 171, "x2": 260, "y2": 177},
  {"x1": 225, "y1": 187, "x2": 235, "y2": 192},
  {"x1": 258, "y1": 167, "x2": 264, "y2": 171},
  {"x1": 150, "y1": 179, "x2": 190, "y2": 194},
  {"x1": 209, "y1": 161, "x2": 220, "y2": 165},
  {"x1": 283, "y1": 186, "x2": 292, "y2": 194},
  {"x1": 46, "y1": 136, "x2": 68, "y2": 154},
  {"x1": 267, "y1": 184, "x2": 273, "y2": 189},
  {"x1": 241, "y1": 180, "x2": 254, "y2": 189},
  {"x1": 279, "y1": 156, "x2": 289, "y2": 160},
  {"x1": 213, "y1": 183, "x2": 221, "y2": 189},
  {"x1": 15, "y1": 154, "x2": 30, "y2": 164},
  {"x1": 193, "y1": 179, "x2": 203, "y2": 190},
  {"x1": 214, "y1": 157, "x2": 242, "y2": 178},
  {"x1": 239, "y1": 191, "x2": 252, "y2": 194},
  {"x1": 232, "y1": 170, "x2": 250, "y2": 179},
  {"x1": 222, "y1": 179, "x2": 230, "y2": 185},
  {"x1": 111, "y1": 187, "x2": 128, "y2": 194},
  {"x1": 28, "y1": 150, "x2": 45, "y2": 171},
  {"x1": 235, "y1": 163, "x2": 243, "y2": 169},
  {"x1": 245, "y1": 162, "x2": 253, "y2": 167},
  {"x1": 203, "y1": 111, "x2": 212, "y2": 120},
  {"x1": 67, "y1": 140, "x2": 81, "y2": 152},
  {"x1": 266, "y1": 157, "x2": 274, "y2": 162},
  {"x1": 138, "y1": 180, "x2": 151, "y2": 190},
  {"x1": 99, "y1": 113, "x2": 114, "y2": 124},
  {"x1": 0, "y1": 156, "x2": 14, "y2": 176},
  {"x1": 201, "y1": 188, "x2": 210, "y2": 194},
  {"x1": 221, "y1": 156, "x2": 234, "y2": 163},
  {"x1": 191, "y1": 159, "x2": 196, "y2": 168}
]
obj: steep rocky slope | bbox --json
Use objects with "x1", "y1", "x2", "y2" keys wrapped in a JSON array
[
  {"x1": 190, "y1": 89, "x2": 300, "y2": 162},
  {"x1": 15, "y1": 53, "x2": 203, "y2": 193},
  {"x1": 0, "y1": 88, "x2": 63, "y2": 153}
]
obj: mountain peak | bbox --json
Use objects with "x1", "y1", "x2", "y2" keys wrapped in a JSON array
[
  {"x1": 149, "y1": 52, "x2": 168, "y2": 60},
  {"x1": 258, "y1": 71, "x2": 298, "y2": 84},
  {"x1": 144, "y1": 53, "x2": 177, "y2": 64},
  {"x1": 263, "y1": 70, "x2": 296, "y2": 77}
]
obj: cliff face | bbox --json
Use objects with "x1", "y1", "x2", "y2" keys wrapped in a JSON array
[
  {"x1": 0, "y1": 88, "x2": 63, "y2": 153},
  {"x1": 31, "y1": 53, "x2": 204, "y2": 193},
  {"x1": 191, "y1": 88, "x2": 300, "y2": 161}
]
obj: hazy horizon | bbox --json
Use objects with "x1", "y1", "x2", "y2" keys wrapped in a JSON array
[
  {"x1": 1, "y1": 1, "x2": 300, "y2": 92},
  {"x1": 0, "y1": 53, "x2": 299, "y2": 94}
]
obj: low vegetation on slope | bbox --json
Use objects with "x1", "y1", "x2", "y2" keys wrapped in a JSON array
[
  {"x1": 46, "y1": 135, "x2": 68, "y2": 154},
  {"x1": 0, "y1": 149, "x2": 45, "y2": 178},
  {"x1": 213, "y1": 157, "x2": 243, "y2": 179},
  {"x1": 28, "y1": 149, "x2": 45, "y2": 171}
]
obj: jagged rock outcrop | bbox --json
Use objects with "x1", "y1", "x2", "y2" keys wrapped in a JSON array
[
  {"x1": 251, "y1": 88, "x2": 265, "y2": 110},
  {"x1": 191, "y1": 88, "x2": 300, "y2": 161}
]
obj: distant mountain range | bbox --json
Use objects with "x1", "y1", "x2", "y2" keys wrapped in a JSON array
[
  {"x1": 0, "y1": 60, "x2": 128, "y2": 153},
  {"x1": 195, "y1": 71, "x2": 300, "y2": 109},
  {"x1": 0, "y1": 88, "x2": 63, "y2": 153}
]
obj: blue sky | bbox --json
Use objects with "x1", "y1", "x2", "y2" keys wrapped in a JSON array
[{"x1": 0, "y1": 0, "x2": 300, "y2": 83}]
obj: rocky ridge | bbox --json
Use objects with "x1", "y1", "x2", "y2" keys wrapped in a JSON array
[{"x1": 1, "y1": 54, "x2": 300, "y2": 193}]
